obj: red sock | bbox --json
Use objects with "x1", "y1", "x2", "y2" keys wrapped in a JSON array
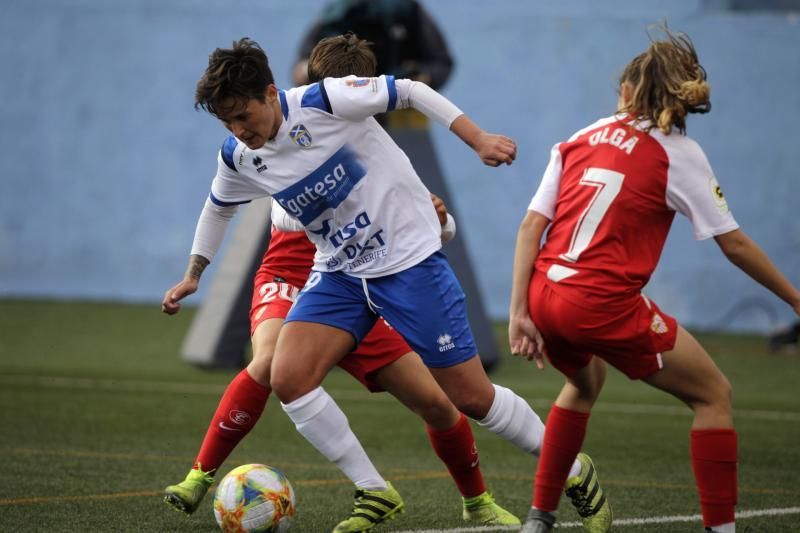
[
  {"x1": 426, "y1": 414, "x2": 486, "y2": 498},
  {"x1": 690, "y1": 428, "x2": 738, "y2": 527},
  {"x1": 194, "y1": 369, "x2": 270, "y2": 473},
  {"x1": 533, "y1": 405, "x2": 590, "y2": 512}
]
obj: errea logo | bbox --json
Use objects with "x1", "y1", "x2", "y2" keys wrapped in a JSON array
[
  {"x1": 253, "y1": 156, "x2": 267, "y2": 173},
  {"x1": 437, "y1": 333, "x2": 455, "y2": 352}
]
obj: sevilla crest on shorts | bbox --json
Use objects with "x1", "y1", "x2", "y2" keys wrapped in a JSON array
[{"x1": 650, "y1": 313, "x2": 669, "y2": 334}]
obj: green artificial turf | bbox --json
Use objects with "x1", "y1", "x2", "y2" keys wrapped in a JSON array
[{"x1": 1, "y1": 300, "x2": 798, "y2": 532}]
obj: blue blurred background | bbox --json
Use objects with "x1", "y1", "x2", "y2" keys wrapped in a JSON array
[{"x1": 2, "y1": 0, "x2": 798, "y2": 332}]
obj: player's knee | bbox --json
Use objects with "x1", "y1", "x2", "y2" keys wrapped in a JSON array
[
  {"x1": 270, "y1": 367, "x2": 315, "y2": 404},
  {"x1": 450, "y1": 392, "x2": 493, "y2": 420},
  {"x1": 711, "y1": 375, "x2": 733, "y2": 412},
  {"x1": 593, "y1": 358, "x2": 608, "y2": 390},
  {"x1": 583, "y1": 381, "x2": 604, "y2": 405},
  {"x1": 269, "y1": 378, "x2": 300, "y2": 404},
  {"x1": 415, "y1": 396, "x2": 459, "y2": 428},
  {"x1": 251, "y1": 338, "x2": 275, "y2": 363},
  {"x1": 245, "y1": 358, "x2": 271, "y2": 388},
  {"x1": 577, "y1": 357, "x2": 606, "y2": 402},
  {"x1": 248, "y1": 344, "x2": 274, "y2": 384},
  {"x1": 691, "y1": 373, "x2": 733, "y2": 416}
]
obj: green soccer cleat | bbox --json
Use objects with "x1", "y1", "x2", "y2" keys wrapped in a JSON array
[
  {"x1": 564, "y1": 453, "x2": 613, "y2": 532},
  {"x1": 462, "y1": 491, "x2": 521, "y2": 525},
  {"x1": 163, "y1": 466, "x2": 215, "y2": 515},
  {"x1": 332, "y1": 481, "x2": 404, "y2": 533}
]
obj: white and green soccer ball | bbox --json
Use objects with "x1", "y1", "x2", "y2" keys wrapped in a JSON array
[{"x1": 213, "y1": 464, "x2": 296, "y2": 533}]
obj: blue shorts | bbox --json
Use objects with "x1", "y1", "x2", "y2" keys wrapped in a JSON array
[{"x1": 285, "y1": 251, "x2": 478, "y2": 368}]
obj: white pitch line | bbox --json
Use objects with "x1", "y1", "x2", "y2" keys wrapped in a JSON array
[
  {"x1": 393, "y1": 506, "x2": 800, "y2": 532},
  {"x1": 2, "y1": 374, "x2": 800, "y2": 422}
]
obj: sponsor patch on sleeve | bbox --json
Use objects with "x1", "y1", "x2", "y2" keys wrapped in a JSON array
[
  {"x1": 345, "y1": 78, "x2": 371, "y2": 88},
  {"x1": 709, "y1": 176, "x2": 729, "y2": 214}
]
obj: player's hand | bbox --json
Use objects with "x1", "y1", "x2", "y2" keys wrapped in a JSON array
[
  {"x1": 161, "y1": 278, "x2": 199, "y2": 315},
  {"x1": 475, "y1": 132, "x2": 516, "y2": 167},
  {"x1": 508, "y1": 314, "x2": 547, "y2": 369},
  {"x1": 430, "y1": 193, "x2": 448, "y2": 225}
]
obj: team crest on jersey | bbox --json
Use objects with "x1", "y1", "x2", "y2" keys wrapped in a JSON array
[
  {"x1": 345, "y1": 78, "x2": 370, "y2": 88},
  {"x1": 289, "y1": 124, "x2": 312, "y2": 148},
  {"x1": 252, "y1": 156, "x2": 267, "y2": 173},
  {"x1": 650, "y1": 313, "x2": 669, "y2": 334}
]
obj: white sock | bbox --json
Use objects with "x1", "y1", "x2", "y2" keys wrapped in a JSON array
[
  {"x1": 567, "y1": 450, "x2": 582, "y2": 479},
  {"x1": 476, "y1": 384, "x2": 583, "y2": 479},
  {"x1": 707, "y1": 523, "x2": 735, "y2": 533},
  {"x1": 476, "y1": 384, "x2": 545, "y2": 454},
  {"x1": 281, "y1": 387, "x2": 387, "y2": 490}
]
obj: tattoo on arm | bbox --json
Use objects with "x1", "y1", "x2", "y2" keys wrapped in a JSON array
[{"x1": 185, "y1": 254, "x2": 210, "y2": 280}]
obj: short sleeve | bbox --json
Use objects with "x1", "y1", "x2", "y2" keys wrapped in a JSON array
[
  {"x1": 209, "y1": 153, "x2": 260, "y2": 207},
  {"x1": 527, "y1": 143, "x2": 563, "y2": 220},
  {"x1": 663, "y1": 137, "x2": 739, "y2": 240}
]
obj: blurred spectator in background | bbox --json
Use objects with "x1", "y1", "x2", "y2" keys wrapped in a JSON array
[{"x1": 292, "y1": 0, "x2": 454, "y2": 91}]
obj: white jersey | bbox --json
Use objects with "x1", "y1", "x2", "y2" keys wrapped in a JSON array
[
  {"x1": 208, "y1": 75, "x2": 449, "y2": 277},
  {"x1": 271, "y1": 197, "x2": 458, "y2": 242}
]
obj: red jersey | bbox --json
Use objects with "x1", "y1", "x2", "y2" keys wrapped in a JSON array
[
  {"x1": 254, "y1": 226, "x2": 316, "y2": 288},
  {"x1": 529, "y1": 115, "x2": 738, "y2": 310}
]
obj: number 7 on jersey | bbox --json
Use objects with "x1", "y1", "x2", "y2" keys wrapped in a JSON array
[{"x1": 559, "y1": 168, "x2": 625, "y2": 264}]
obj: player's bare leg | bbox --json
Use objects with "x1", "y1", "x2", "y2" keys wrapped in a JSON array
[
  {"x1": 245, "y1": 317, "x2": 283, "y2": 386},
  {"x1": 375, "y1": 352, "x2": 460, "y2": 429},
  {"x1": 554, "y1": 357, "x2": 607, "y2": 413},
  {"x1": 272, "y1": 321, "x2": 403, "y2": 532},
  {"x1": 427, "y1": 355, "x2": 495, "y2": 419},
  {"x1": 164, "y1": 318, "x2": 281, "y2": 514},
  {"x1": 375, "y1": 353, "x2": 520, "y2": 526},
  {"x1": 644, "y1": 326, "x2": 733, "y2": 429},
  {"x1": 429, "y1": 355, "x2": 549, "y2": 454},
  {"x1": 644, "y1": 326, "x2": 736, "y2": 532}
]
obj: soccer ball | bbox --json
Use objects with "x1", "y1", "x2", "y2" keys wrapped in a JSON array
[{"x1": 213, "y1": 464, "x2": 297, "y2": 533}]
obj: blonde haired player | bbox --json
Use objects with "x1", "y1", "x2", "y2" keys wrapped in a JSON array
[{"x1": 510, "y1": 27, "x2": 800, "y2": 533}]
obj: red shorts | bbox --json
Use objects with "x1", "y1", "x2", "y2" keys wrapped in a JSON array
[
  {"x1": 250, "y1": 272, "x2": 413, "y2": 392},
  {"x1": 528, "y1": 272, "x2": 678, "y2": 380},
  {"x1": 250, "y1": 275, "x2": 302, "y2": 333},
  {"x1": 338, "y1": 319, "x2": 414, "y2": 392}
]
